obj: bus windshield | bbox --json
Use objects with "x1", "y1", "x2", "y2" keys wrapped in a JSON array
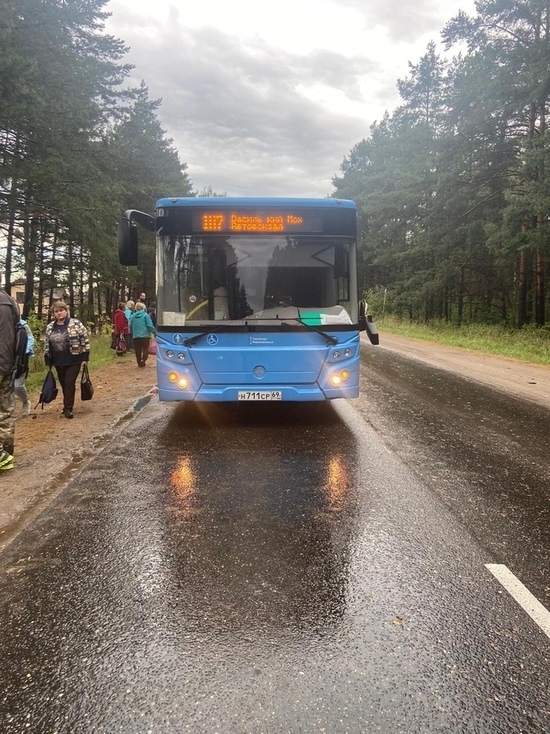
[{"x1": 157, "y1": 233, "x2": 356, "y2": 327}]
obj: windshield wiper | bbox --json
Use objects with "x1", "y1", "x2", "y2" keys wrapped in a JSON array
[
  {"x1": 184, "y1": 325, "x2": 227, "y2": 346},
  {"x1": 281, "y1": 315, "x2": 338, "y2": 345},
  {"x1": 246, "y1": 311, "x2": 339, "y2": 345},
  {"x1": 185, "y1": 315, "x2": 339, "y2": 347}
]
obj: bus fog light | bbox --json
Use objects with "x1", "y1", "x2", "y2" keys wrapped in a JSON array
[
  {"x1": 168, "y1": 371, "x2": 178, "y2": 382},
  {"x1": 341, "y1": 369, "x2": 350, "y2": 380},
  {"x1": 178, "y1": 377, "x2": 188, "y2": 389},
  {"x1": 331, "y1": 374, "x2": 342, "y2": 387}
]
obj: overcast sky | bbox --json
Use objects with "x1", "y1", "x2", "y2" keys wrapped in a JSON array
[{"x1": 104, "y1": 0, "x2": 476, "y2": 198}]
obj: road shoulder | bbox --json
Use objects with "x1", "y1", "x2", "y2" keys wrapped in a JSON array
[{"x1": 363, "y1": 332, "x2": 550, "y2": 409}]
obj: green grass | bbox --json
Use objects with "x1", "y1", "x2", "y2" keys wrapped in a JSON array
[
  {"x1": 25, "y1": 334, "x2": 122, "y2": 394},
  {"x1": 377, "y1": 315, "x2": 550, "y2": 367}
]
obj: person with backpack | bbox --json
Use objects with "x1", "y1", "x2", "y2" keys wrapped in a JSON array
[
  {"x1": 0, "y1": 288, "x2": 21, "y2": 470},
  {"x1": 13, "y1": 318, "x2": 34, "y2": 417},
  {"x1": 44, "y1": 302, "x2": 90, "y2": 419}
]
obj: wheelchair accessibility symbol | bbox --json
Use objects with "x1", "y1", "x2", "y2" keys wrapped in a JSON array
[{"x1": 207, "y1": 334, "x2": 218, "y2": 345}]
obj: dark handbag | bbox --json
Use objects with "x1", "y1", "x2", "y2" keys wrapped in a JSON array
[
  {"x1": 110, "y1": 333, "x2": 117, "y2": 350},
  {"x1": 116, "y1": 334, "x2": 127, "y2": 354},
  {"x1": 80, "y1": 364, "x2": 94, "y2": 401}
]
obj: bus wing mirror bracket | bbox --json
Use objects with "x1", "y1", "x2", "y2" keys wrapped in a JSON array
[
  {"x1": 359, "y1": 300, "x2": 379, "y2": 345},
  {"x1": 117, "y1": 210, "x2": 155, "y2": 266}
]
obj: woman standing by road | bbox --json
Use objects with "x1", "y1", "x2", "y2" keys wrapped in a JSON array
[
  {"x1": 112, "y1": 301, "x2": 129, "y2": 355},
  {"x1": 129, "y1": 301, "x2": 156, "y2": 368},
  {"x1": 44, "y1": 302, "x2": 90, "y2": 419}
]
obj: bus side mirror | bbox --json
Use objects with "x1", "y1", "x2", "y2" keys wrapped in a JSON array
[
  {"x1": 358, "y1": 300, "x2": 379, "y2": 345},
  {"x1": 358, "y1": 299, "x2": 367, "y2": 331},
  {"x1": 365, "y1": 316, "x2": 379, "y2": 345},
  {"x1": 117, "y1": 217, "x2": 138, "y2": 266}
]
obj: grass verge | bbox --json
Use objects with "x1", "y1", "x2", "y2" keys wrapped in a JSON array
[{"x1": 377, "y1": 316, "x2": 550, "y2": 367}]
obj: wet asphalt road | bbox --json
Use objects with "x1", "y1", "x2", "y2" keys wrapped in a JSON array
[{"x1": 0, "y1": 348, "x2": 549, "y2": 733}]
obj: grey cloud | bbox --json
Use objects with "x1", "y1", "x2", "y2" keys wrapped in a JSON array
[
  {"x1": 335, "y1": 0, "x2": 446, "y2": 41},
  {"x1": 120, "y1": 23, "x2": 373, "y2": 196}
]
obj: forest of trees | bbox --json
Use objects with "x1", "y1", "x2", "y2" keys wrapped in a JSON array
[
  {"x1": 333, "y1": 0, "x2": 550, "y2": 329},
  {"x1": 0, "y1": 0, "x2": 193, "y2": 323},
  {"x1": 3, "y1": 0, "x2": 550, "y2": 331}
]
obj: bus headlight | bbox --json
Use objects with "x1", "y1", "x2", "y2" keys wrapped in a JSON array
[
  {"x1": 169, "y1": 371, "x2": 189, "y2": 389},
  {"x1": 330, "y1": 369, "x2": 350, "y2": 387}
]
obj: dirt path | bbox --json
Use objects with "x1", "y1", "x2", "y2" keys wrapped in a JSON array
[{"x1": 0, "y1": 357, "x2": 158, "y2": 548}]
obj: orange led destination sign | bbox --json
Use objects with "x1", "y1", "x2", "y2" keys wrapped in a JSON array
[{"x1": 199, "y1": 212, "x2": 307, "y2": 233}]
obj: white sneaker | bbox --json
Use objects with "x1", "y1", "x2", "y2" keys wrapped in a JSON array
[{"x1": 22, "y1": 400, "x2": 31, "y2": 417}]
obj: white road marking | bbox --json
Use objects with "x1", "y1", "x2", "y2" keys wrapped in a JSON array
[{"x1": 485, "y1": 563, "x2": 550, "y2": 639}]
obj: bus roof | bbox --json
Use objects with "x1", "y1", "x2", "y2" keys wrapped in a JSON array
[{"x1": 155, "y1": 197, "x2": 356, "y2": 210}]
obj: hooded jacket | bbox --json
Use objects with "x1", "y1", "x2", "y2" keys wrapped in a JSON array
[
  {"x1": 20, "y1": 318, "x2": 35, "y2": 356},
  {"x1": 0, "y1": 290, "x2": 20, "y2": 377},
  {"x1": 129, "y1": 309, "x2": 156, "y2": 339}
]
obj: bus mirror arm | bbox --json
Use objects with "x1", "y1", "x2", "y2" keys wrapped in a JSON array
[{"x1": 125, "y1": 209, "x2": 155, "y2": 231}]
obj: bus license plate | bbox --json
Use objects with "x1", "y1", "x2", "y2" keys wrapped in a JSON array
[{"x1": 238, "y1": 391, "x2": 282, "y2": 401}]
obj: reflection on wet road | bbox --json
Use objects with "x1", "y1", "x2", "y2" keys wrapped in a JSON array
[
  {"x1": 149, "y1": 403, "x2": 359, "y2": 634},
  {"x1": 0, "y1": 392, "x2": 549, "y2": 732}
]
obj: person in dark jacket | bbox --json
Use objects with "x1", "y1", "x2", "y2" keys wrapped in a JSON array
[
  {"x1": 147, "y1": 302, "x2": 157, "y2": 327},
  {"x1": 44, "y1": 302, "x2": 90, "y2": 419},
  {"x1": 129, "y1": 302, "x2": 156, "y2": 367},
  {"x1": 0, "y1": 289, "x2": 20, "y2": 469}
]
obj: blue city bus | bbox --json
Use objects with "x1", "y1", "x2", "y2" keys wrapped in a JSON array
[{"x1": 117, "y1": 197, "x2": 378, "y2": 402}]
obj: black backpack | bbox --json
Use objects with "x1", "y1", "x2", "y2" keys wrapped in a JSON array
[
  {"x1": 13, "y1": 321, "x2": 29, "y2": 380},
  {"x1": 35, "y1": 368, "x2": 58, "y2": 409}
]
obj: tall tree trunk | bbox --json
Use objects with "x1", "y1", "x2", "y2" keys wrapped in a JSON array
[
  {"x1": 457, "y1": 264, "x2": 465, "y2": 325},
  {"x1": 518, "y1": 248, "x2": 529, "y2": 327},
  {"x1": 535, "y1": 248, "x2": 545, "y2": 325},
  {"x1": 4, "y1": 172, "x2": 19, "y2": 294},
  {"x1": 23, "y1": 209, "x2": 40, "y2": 318},
  {"x1": 47, "y1": 225, "x2": 59, "y2": 317}
]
